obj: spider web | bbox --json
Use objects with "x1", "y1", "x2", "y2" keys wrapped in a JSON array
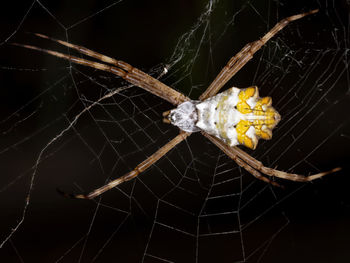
[{"x1": 0, "y1": 0, "x2": 349, "y2": 262}]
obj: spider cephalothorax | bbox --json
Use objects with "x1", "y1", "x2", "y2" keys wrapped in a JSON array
[
  {"x1": 163, "y1": 100, "x2": 201, "y2": 132},
  {"x1": 166, "y1": 86, "x2": 281, "y2": 149}
]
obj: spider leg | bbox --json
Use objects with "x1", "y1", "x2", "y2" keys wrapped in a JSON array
[
  {"x1": 202, "y1": 132, "x2": 281, "y2": 187},
  {"x1": 13, "y1": 35, "x2": 189, "y2": 106},
  {"x1": 202, "y1": 132, "x2": 340, "y2": 184},
  {"x1": 59, "y1": 132, "x2": 189, "y2": 199},
  {"x1": 230, "y1": 145, "x2": 341, "y2": 182},
  {"x1": 234, "y1": 156, "x2": 282, "y2": 187},
  {"x1": 199, "y1": 9, "x2": 319, "y2": 100}
]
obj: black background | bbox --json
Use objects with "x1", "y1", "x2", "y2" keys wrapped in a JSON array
[{"x1": 0, "y1": 0, "x2": 350, "y2": 262}]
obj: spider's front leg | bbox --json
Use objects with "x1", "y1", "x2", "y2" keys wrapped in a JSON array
[
  {"x1": 13, "y1": 33, "x2": 190, "y2": 106},
  {"x1": 59, "y1": 132, "x2": 190, "y2": 199}
]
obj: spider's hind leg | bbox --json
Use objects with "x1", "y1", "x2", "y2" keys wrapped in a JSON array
[
  {"x1": 203, "y1": 132, "x2": 340, "y2": 186},
  {"x1": 199, "y1": 9, "x2": 319, "y2": 100}
]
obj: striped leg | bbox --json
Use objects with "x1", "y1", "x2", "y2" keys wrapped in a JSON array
[
  {"x1": 59, "y1": 132, "x2": 189, "y2": 199},
  {"x1": 202, "y1": 132, "x2": 340, "y2": 185},
  {"x1": 199, "y1": 9, "x2": 319, "y2": 100},
  {"x1": 13, "y1": 33, "x2": 189, "y2": 106}
]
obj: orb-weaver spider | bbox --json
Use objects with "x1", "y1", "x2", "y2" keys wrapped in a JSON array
[{"x1": 14, "y1": 9, "x2": 340, "y2": 199}]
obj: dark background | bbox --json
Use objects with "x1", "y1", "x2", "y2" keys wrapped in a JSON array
[{"x1": 0, "y1": 0, "x2": 349, "y2": 262}]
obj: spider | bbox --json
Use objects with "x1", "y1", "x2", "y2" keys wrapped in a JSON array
[{"x1": 14, "y1": 9, "x2": 340, "y2": 199}]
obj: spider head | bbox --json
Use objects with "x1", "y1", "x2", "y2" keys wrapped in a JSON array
[{"x1": 163, "y1": 101, "x2": 201, "y2": 133}]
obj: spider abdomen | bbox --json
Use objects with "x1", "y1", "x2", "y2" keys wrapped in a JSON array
[{"x1": 196, "y1": 86, "x2": 281, "y2": 149}]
